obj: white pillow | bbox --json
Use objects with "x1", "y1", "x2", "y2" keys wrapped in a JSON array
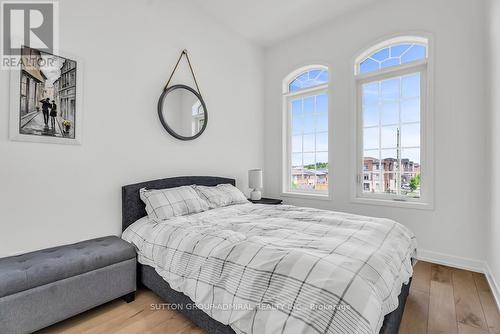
[
  {"x1": 140, "y1": 186, "x2": 209, "y2": 220},
  {"x1": 193, "y1": 184, "x2": 249, "y2": 209}
]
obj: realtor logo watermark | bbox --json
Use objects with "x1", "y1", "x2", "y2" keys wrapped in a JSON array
[{"x1": 1, "y1": 1, "x2": 58, "y2": 69}]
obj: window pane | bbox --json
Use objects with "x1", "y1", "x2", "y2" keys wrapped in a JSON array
[
  {"x1": 291, "y1": 99, "x2": 303, "y2": 135},
  {"x1": 381, "y1": 102, "x2": 399, "y2": 125},
  {"x1": 292, "y1": 115, "x2": 303, "y2": 135},
  {"x1": 292, "y1": 99, "x2": 302, "y2": 115},
  {"x1": 363, "y1": 152, "x2": 380, "y2": 193},
  {"x1": 363, "y1": 150, "x2": 382, "y2": 194},
  {"x1": 364, "y1": 127, "x2": 379, "y2": 150},
  {"x1": 401, "y1": 148, "x2": 420, "y2": 164},
  {"x1": 304, "y1": 115, "x2": 315, "y2": 134},
  {"x1": 401, "y1": 123, "x2": 420, "y2": 147},
  {"x1": 372, "y1": 48, "x2": 390, "y2": 61},
  {"x1": 316, "y1": 93, "x2": 328, "y2": 113},
  {"x1": 401, "y1": 45, "x2": 426, "y2": 64},
  {"x1": 360, "y1": 58, "x2": 379, "y2": 74},
  {"x1": 401, "y1": 148, "x2": 421, "y2": 198},
  {"x1": 289, "y1": 81, "x2": 302, "y2": 92},
  {"x1": 316, "y1": 152, "x2": 329, "y2": 192},
  {"x1": 303, "y1": 134, "x2": 315, "y2": 152},
  {"x1": 358, "y1": 43, "x2": 427, "y2": 74},
  {"x1": 381, "y1": 58, "x2": 400, "y2": 69},
  {"x1": 309, "y1": 69, "x2": 321, "y2": 79},
  {"x1": 303, "y1": 97, "x2": 315, "y2": 134},
  {"x1": 297, "y1": 72, "x2": 308, "y2": 81},
  {"x1": 316, "y1": 132, "x2": 328, "y2": 151},
  {"x1": 303, "y1": 152, "x2": 315, "y2": 166},
  {"x1": 382, "y1": 173, "x2": 398, "y2": 194},
  {"x1": 292, "y1": 135, "x2": 302, "y2": 153},
  {"x1": 304, "y1": 96, "x2": 314, "y2": 114},
  {"x1": 381, "y1": 78, "x2": 400, "y2": 101},
  {"x1": 289, "y1": 69, "x2": 328, "y2": 92},
  {"x1": 363, "y1": 82, "x2": 379, "y2": 104},
  {"x1": 380, "y1": 149, "x2": 397, "y2": 162},
  {"x1": 364, "y1": 149, "x2": 380, "y2": 162},
  {"x1": 401, "y1": 173, "x2": 420, "y2": 198},
  {"x1": 291, "y1": 170, "x2": 304, "y2": 190},
  {"x1": 294, "y1": 173, "x2": 315, "y2": 191},
  {"x1": 402, "y1": 73, "x2": 420, "y2": 98},
  {"x1": 381, "y1": 126, "x2": 398, "y2": 148},
  {"x1": 363, "y1": 171, "x2": 381, "y2": 193},
  {"x1": 390, "y1": 44, "x2": 411, "y2": 57},
  {"x1": 292, "y1": 153, "x2": 302, "y2": 167},
  {"x1": 316, "y1": 152, "x2": 328, "y2": 164},
  {"x1": 316, "y1": 113, "x2": 328, "y2": 132},
  {"x1": 401, "y1": 99, "x2": 420, "y2": 123},
  {"x1": 363, "y1": 104, "x2": 379, "y2": 127},
  {"x1": 317, "y1": 70, "x2": 328, "y2": 83}
]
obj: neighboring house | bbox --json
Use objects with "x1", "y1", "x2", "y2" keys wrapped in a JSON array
[
  {"x1": 363, "y1": 157, "x2": 420, "y2": 194},
  {"x1": 57, "y1": 59, "x2": 77, "y2": 122},
  {"x1": 52, "y1": 79, "x2": 60, "y2": 109},
  {"x1": 292, "y1": 167, "x2": 328, "y2": 191},
  {"x1": 20, "y1": 47, "x2": 47, "y2": 116}
]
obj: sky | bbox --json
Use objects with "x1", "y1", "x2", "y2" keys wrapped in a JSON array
[
  {"x1": 289, "y1": 46, "x2": 425, "y2": 169},
  {"x1": 290, "y1": 75, "x2": 421, "y2": 168},
  {"x1": 39, "y1": 52, "x2": 65, "y2": 87}
]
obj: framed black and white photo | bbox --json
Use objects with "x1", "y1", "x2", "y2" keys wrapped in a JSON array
[{"x1": 9, "y1": 46, "x2": 83, "y2": 144}]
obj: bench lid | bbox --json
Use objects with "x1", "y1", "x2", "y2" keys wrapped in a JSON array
[{"x1": 0, "y1": 236, "x2": 136, "y2": 298}]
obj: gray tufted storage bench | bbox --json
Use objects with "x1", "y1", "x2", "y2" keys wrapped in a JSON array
[{"x1": 0, "y1": 236, "x2": 136, "y2": 333}]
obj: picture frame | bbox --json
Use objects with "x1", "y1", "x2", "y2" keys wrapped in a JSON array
[{"x1": 9, "y1": 46, "x2": 83, "y2": 145}]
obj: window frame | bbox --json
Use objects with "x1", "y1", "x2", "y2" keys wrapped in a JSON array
[
  {"x1": 353, "y1": 36, "x2": 434, "y2": 209},
  {"x1": 282, "y1": 65, "x2": 331, "y2": 199}
]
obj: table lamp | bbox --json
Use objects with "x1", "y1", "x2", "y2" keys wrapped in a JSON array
[{"x1": 248, "y1": 169, "x2": 263, "y2": 200}]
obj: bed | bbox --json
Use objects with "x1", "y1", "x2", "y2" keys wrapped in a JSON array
[{"x1": 121, "y1": 176, "x2": 415, "y2": 334}]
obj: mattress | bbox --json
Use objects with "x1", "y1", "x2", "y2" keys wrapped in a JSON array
[{"x1": 122, "y1": 203, "x2": 416, "y2": 334}]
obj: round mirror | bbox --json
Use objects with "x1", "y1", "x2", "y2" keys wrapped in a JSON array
[{"x1": 157, "y1": 84, "x2": 208, "y2": 140}]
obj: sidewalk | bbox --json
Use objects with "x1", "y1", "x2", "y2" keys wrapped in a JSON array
[
  {"x1": 20, "y1": 111, "x2": 63, "y2": 137},
  {"x1": 20, "y1": 111, "x2": 39, "y2": 128}
]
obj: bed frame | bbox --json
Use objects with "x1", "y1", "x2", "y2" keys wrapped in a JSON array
[{"x1": 122, "y1": 176, "x2": 411, "y2": 334}]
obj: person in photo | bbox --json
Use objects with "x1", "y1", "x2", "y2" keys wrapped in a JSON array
[
  {"x1": 50, "y1": 100, "x2": 57, "y2": 129},
  {"x1": 40, "y1": 98, "x2": 51, "y2": 126}
]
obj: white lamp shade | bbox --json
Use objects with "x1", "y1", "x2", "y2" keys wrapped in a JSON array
[{"x1": 248, "y1": 169, "x2": 263, "y2": 189}]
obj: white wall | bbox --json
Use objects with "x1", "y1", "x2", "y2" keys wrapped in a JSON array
[
  {"x1": 488, "y1": 0, "x2": 500, "y2": 295},
  {"x1": 263, "y1": 0, "x2": 489, "y2": 267},
  {"x1": 0, "y1": 0, "x2": 264, "y2": 257}
]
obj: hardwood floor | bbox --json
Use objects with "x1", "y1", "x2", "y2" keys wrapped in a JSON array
[
  {"x1": 399, "y1": 262, "x2": 500, "y2": 334},
  {"x1": 38, "y1": 261, "x2": 500, "y2": 334}
]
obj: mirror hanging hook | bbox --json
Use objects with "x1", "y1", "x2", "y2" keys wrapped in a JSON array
[{"x1": 163, "y1": 49, "x2": 202, "y2": 97}]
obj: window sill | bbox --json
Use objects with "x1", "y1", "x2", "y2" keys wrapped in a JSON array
[
  {"x1": 351, "y1": 196, "x2": 434, "y2": 210},
  {"x1": 281, "y1": 191, "x2": 332, "y2": 201}
]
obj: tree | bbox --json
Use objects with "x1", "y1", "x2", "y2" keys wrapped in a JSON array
[
  {"x1": 409, "y1": 174, "x2": 421, "y2": 191},
  {"x1": 304, "y1": 162, "x2": 328, "y2": 170}
]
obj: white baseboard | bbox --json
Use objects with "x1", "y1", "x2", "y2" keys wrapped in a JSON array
[
  {"x1": 484, "y1": 263, "x2": 500, "y2": 313},
  {"x1": 417, "y1": 248, "x2": 500, "y2": 312},
  {"x1": 417, "y1": 249, "x2": 485, "y2": 273}
]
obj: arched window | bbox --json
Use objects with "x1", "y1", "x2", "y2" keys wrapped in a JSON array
[
  {"x1": 191, "y1": 101, "x2": 204, "y2": 135},
  {"x1": 355, "y1": 36, "x2": 431, "y2": 205},
  {"x1": 283, "y1": 65, "x2": 329, "y2": 196},
  {"x1": 357, "y1": 42, "x2": 427, "y2": 75},
  {"x1": 288, "y1": 69, "x2": 328, "y2": 92}
]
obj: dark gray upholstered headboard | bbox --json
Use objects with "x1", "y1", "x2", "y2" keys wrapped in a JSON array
[{"x1": 121, "y1": 176, "x2": 235, "y2": 231}]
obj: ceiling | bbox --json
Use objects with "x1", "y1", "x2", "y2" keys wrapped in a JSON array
[{"x1": 191, "y1": 0, "x2": 376, "y2": 46}]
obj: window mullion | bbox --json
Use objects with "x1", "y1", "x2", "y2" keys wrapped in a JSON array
[
  {"x1": 378, "y1": 81, "x2": 382, "y2": 194},
  {"x1": 397, "y1": 75, "x2": 402, "y2": 196}
]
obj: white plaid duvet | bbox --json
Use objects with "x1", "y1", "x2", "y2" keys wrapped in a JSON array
[{"x1": 122, "y1": 203, "x2": 416, "y2": 334}]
